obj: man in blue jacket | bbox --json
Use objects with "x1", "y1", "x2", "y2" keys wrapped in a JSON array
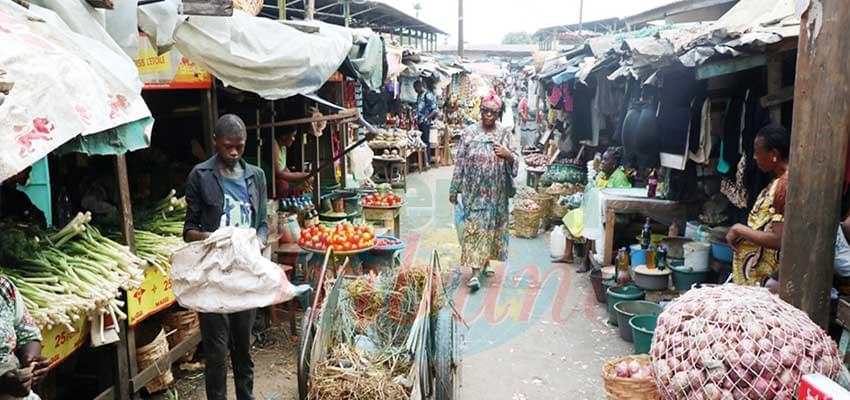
[{"x1": 183, "y1": 114, "x2": 268, "y2": 400}]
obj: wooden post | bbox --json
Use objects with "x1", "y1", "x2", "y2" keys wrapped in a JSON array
[
  {"x1": 766, "y1": 53, "x2": 783, "y2": 123},
  {"x1": 305, "y1": 0, "x2": 315, "y2": 20},
  {"x1": 113, "y1": 154, "x2": 134, "y2": 400},
  {"x1": 778, "y1": 1, "x2": 850, "y2": 328},
  {"x1": 458, "y1": 0, "x2": 464, "y2": 57},
  {"x1": 278, "y1": 0, "x2": 285, "y2": 19}
]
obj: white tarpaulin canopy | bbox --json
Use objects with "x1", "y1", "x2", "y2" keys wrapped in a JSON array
[
  {"x1": 0, "y1": 0, "x2": 151, "y2": 182},
  {"x1": 174, "y1": 10, "x2": 354, "y2": 100}
]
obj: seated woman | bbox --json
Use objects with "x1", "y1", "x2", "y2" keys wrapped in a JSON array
[
  {"x1": 726, "y1": 126, "x2": 790, "y2": 286},
  {"x1": 272, "y1": 127, "x2": 313, "y2": 198},
  {"x1": 0, "y1": 276, "x2": 50, "y2": 400}
]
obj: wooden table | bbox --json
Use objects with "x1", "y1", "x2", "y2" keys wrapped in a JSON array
[
  {"x1": 372, "y1": 156, "x2": 407, "y2": 191},
  {"x1": 362, "y1": 206, "x2": 401, "y2": 238},
  {"x1": 600, "y1": 193, "x2": 687, "y2": 265}
]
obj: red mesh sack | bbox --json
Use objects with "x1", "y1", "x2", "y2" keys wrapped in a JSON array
[{"x1": 650, "y1": 285, "x2": 841, "y2": 400}]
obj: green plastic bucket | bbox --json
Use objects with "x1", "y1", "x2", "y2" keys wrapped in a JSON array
[
  {"x1": 629, "y1": 314, "x2": 658, "y2": 354},
  {"x1": 606, "y1": 285, "x2": 645, "y2": 326},
  {"x1": 614, "y1": 301, "x2": 662, "y2": 342},
  {"x1": 670, "y1": 261, "x2": 711, "y2": 291}
]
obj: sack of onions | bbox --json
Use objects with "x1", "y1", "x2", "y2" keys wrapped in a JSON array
[{"x1": 650, "y1": 285, "x2": 840, "y2": 400}]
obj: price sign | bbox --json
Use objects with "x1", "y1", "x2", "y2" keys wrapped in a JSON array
[
  {"x1": 127, "y1": 263, "x2": 176, "y2": 327},
  {"x1": 41, "y1": 318, "x2": 88, "y2": 370}
]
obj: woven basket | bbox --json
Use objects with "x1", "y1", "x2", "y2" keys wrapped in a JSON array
[
  {"x1": 601, "y1": 355, "x2": 659, "y2": 400},
  {"x1": 530, "y1": 193, "x2": 554, "y2": 229},
  {"x1": 163, "y1": 310, "x2": 200, "y2": 363},
  {"x1": 513, "y1": 208, "x2": 541, "y2": 238},
  {"x1": 552, "y1": 201, "x2": 570, "y2": 220},
  {"x1": 136, "y1": 329, "x2": 174, "y2": 394},
  {"x1": 233, "y1": 0, "x2": 263, "y2": 15}
]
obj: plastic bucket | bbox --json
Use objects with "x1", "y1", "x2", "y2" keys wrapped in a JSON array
[
  {"x1": 590, "y1": 270, "x2": 615, "y2": 304},
  {"x1": 606, "y1": 285, "x2": 645, "y2": 326},
  {"x1": 629, "y1": 314, "x2": 658, "y2": 354},
  {"x1": 711, "y1": 241, "x2": 734, "y2": 263},
  {"x1": 629, "y1": 244, "x2": 647, "y2": 267},
  {"x1": 670, "y1": 261, "x2": 711, "y2": 291},
  {"x1": 614, "y1": 301, "x2": 662, "y2": 342},
  {"x1": 685, "y1": 221, "x2": 701, "y2": 239},
  {"x1": 683, "y1": 241, "x2": 711, "y2": 272}
]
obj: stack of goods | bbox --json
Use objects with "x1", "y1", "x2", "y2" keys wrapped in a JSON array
[
  {"x1": 369, "y1": 129, "x2": 407, "y2": 149},
  {"x1": 513, "y1": 198, "x2": 542, "y2": 239},
  {"x1": 602, "y1": 355, "x2": 659, "y2": 400},
  {"x1": 134, "y1": 189, "x2": 187, "y2": 237},
  {"x1": 651, "y1": 285, "x2": 841, "y2": 399},
  {"x1": 515, "y1": 186, "x2": 538, "y2": 201},
  {"x1": 547, "y1": 183, "x2": 576, "y2": 219},
  {"x1": 309, "y1": 266, "x2": 442, "y2": 399},
  {"x1": 524, "y1": 153, "x2": 549, "y2": 169},
  {"x1": 539, "y1": 163, "x2": 587, "y2": 187},
  {"x1": 0, "y1": 212, "x2": 145, "y2": 331},
  {"x1": 362, "y1": 191, "x2": 404, "y2": 208}
]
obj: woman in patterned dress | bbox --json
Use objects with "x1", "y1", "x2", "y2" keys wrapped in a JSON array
[
  {"x1": 726, "y1": 126, "x2": 790, "y2": 286},
  {"x1": 0, "y1": 276, "x2": 49, "y2": 399},
  {"x1": 449, "y1": 94, "x2": 518, "y2": 291}
]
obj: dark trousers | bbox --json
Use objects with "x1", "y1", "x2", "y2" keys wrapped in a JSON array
[
  {"x1": 419, "y1": 123, "x2": 431, "y2": 164},
  {"x1": 199, "y1": 309, "x2": 256, "y2": 400}
]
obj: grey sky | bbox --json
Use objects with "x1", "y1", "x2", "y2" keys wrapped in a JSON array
[{"x1": 381, "y1": 0, "x2": 679, "y2": 45}]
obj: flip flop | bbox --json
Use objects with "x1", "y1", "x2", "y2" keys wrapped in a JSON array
[
  {"x1": 467, "y1": 276, "x2": 481, "y2": 291},
  {"x1": 483, "y1": 268, "x2": 496, "y2": 277}
]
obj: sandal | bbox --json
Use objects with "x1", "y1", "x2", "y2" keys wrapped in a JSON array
[
  {"x1": 467, "y1": 276, "x2": 481, "y2": 291},
  {"x1": 483, "y1": 268, "x2": 496, "y2": 278}
]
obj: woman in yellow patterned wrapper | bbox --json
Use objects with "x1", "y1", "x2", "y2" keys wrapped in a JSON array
[{"x1": 726, "y1": 126, "x2": 790, "y2": 286}]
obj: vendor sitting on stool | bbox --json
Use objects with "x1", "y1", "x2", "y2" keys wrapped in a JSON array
[{"x1": 273, "y1": 126, "x2": 313, "y2": 198}]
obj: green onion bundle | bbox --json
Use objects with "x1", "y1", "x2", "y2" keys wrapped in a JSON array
[
  {"x1": 134, "y1": 190, "x2": 187, "y2": 237},
  {"x1": 1, "y1": 212, "x2": 145, "y2": 331}
]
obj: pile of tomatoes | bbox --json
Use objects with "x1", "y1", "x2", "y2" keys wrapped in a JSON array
[
  {"x1": 362, "y1": 191, "x2": 403, "y2": 208},
  {"x1": 299, "y1": 223, "x2": 376, "y2": 252}
]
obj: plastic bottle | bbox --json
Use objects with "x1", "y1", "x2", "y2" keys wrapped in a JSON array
[
  {"x1": 640, "y1": 217, "x2": 652, "y2": 250},
  {"x1": 616, "y1": 248, "x2": 630, "y2": 286},
  {"x1": 646, "y1": 245, "x2": 656, "y2": 270},
  {"x1": 647, "y1": 169, "x2": 658, "y2": 199},
  {"x1": 657, "y1": 245, "x2": 668, "y2": 271}
]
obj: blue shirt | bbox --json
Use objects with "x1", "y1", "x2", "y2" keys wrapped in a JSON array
[
  {"x1": 220, "y1": 173, "x2": 253, "y2": 228},
  {"x1": 416, "y1": 90, "x2": 438, "y2": 127}
]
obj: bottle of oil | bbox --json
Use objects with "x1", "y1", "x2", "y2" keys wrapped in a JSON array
[{"x1": 616, "y1": 247, "x2": 631, "y2": 285}]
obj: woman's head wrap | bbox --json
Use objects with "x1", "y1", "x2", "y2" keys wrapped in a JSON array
[{"x1": 482, "y1": 92, "x2": 503, "y2": 109}]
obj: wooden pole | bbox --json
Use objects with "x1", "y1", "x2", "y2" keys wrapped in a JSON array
[
  {"x1": 113, "y1": 154, "x2": 134, "y2": 400},
  {"x1": 779, "y1": 1, "x2": 850, "y2": 328},
  {"x1": 278, "y1": 0, "x2": 285, "y2": 19},
  {"x1": 458, "y1": 0, "x2": 464, "y2": 58},
  {"x1": 344, "y1": 0, "x2": 350, "y2": 27}
]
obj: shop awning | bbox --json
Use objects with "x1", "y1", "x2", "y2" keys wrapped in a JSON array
[
  {"x1": 174, "y1": 10, "x2": 354, "y2": 100},
  {"x1": 0, "y1": 1, "x2": 152, "y2": 182}
]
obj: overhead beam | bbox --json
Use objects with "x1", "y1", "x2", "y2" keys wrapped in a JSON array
[{"x1": 85, "y1": 0, "x2": 114, "y2": 8}]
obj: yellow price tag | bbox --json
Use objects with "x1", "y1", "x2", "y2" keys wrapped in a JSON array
[
  {"x1": 41, "y1": 318, "x2": 88, "y2": 370},
  {"x1": 127, "y1": 264, "x2": 177, "y2": 327}
]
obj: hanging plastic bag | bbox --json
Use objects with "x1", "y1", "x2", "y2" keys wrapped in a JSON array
[
  {"x1": 170, "y1": 227, "x2": 309, "y2": 314},
  {"x1": 454, "y1": 198, "x2": 465, "y2": 244},
  {"x1": 349, "y1": 141, "x2": 374, "y2": 182},
  {"x1": 103, "y1": 0, "x2": 139, "y2": 57}
]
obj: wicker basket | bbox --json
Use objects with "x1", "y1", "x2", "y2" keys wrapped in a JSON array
[
  {"x1": 601, "y1": 355, "x2": 659, "y2": 400},
  {"x1": 552, "y1": 201, "x2": 571, "y2": 220},
  {"x1": 163, "y1": 310, "x2": 200, "y2": 363},
  {"x1": 136, "y1": 329, "x2": 174, "y2": 394},
  {"x1": 513, "y1": 208, "x2": 541, "y2": 238},
  {"x1": 530, "y1": 193, "x2": 554, "y2": 229}
]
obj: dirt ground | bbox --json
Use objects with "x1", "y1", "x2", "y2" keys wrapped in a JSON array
[{"x1": 149, "y1": 166, "x2": 630, "y2": 400}]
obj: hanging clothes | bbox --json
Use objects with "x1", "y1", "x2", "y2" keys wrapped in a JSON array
[
  {"x1": 689, "y1": 98, "x2": 712, "y2": 164},
  {"x1": 721, "y1": 156, "x2": 749, "y2": 209}
]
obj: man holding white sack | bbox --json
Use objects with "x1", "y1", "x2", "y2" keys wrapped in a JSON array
[{"x1": 183, "y1": 114, "x2": 269, "y2": 400}]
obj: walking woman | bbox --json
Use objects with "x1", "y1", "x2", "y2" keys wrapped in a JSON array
[
  {"x1": 726, "y1": 126, "x2": 790, "y2": 286},
  {"x1": 450, "y1": 94, "x2": 518, "y2": 291}
]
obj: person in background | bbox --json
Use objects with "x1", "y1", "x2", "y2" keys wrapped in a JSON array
[
  {"x1": 414, "y1": 79, "x2": 439, "y2": 166},
  {"x1": 594, "y1": 147, "x2": 632, "y2": 189},
  {"x1": 272, "y1": 126, "x2": 313, "y2": 198},
  {"x1": 726, "y1": 126, "x2": 790, "y2": 287},
  {"x1": 0, "y1": 276, "x2": 49, "y2": 400},
  {"x1": 183, "y1": 114, "x2": 269, "y2": 400},
  {"x1": 450, "y1": 93, "x2": 517, "y2": 291}
]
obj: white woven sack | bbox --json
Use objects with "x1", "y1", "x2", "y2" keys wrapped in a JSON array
[{"x1": 169, "y1": 227, "x2": 296, "y2": 314}]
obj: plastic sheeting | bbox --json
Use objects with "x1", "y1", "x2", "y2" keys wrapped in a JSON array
[
  {"x1": 0, "y1": 1, "x2": 152, "y2": 182},
  {"x1": 174, "y1": 10, "x2": 353, "y2": 100},
  {"x1": 138, "y1": 0, "x2": 181, "y2": 54}
]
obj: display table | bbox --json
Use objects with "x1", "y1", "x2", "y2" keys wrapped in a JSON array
[
  {"x1": 582, "y1": 188, "x2": 687, "y2": 265},
  {"x1": 372, "y1": 156, "x2": 407, "y2": 191},
  {"x1": 362, "y1": 206, "x2": 401, "y2": 238}
]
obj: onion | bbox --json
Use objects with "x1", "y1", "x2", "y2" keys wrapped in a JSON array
[
  {"x1": 778, "y1": 369, "x2": 796, "y2": 387},
  {"x1": 706, "y1": 365, "x2": 728, "y2": 383},
  {"x1": 703, "y1": 383, "x2": 722, "y2": 400},
  {"x1": 719, "y1": 389, "x2": 734, "y2": 400},
  {"x1": 753, "y1": 376, "x2": 771, "y2": 393},
  {"x1": 799, "y1": 358, "x2": 814, "y2": 374},
  {"x1": 631, "y1": 370, "x2": 645, "y2": 380},
  {"x1": 628, "y1": 359, "x2": 641, "y2": 374},
  {"x1": 737, "y1": 339, "x2": 756, "y2": 354},
  {"x1": 725, "y1": 348, "x2": 740, "y2": 366},
  {"x1": 656, "y1": 362, "x2": 672, "y2": 385},
  {"x1": 745, "y1": 321, "x2": 766, "y2": 340},
  {"x1": 616, "y1": 361, "x2": 630, "y2": 378},
  {"x1": 671, "y1": 371, "x2": 691, "y2": 393},
  {"x1": 774, "y1": 389, "x2": 792, "y2": 400},
  {"x1": 729, "y1": 367, "x2": 747, "y2": 384},
  {"x1": 740, "y1": 352, "x2": 757, "y2": 368},
  {"x1": 757, "y1": 338, "x2": 773, "y2": 352},
  {"x1": 696, "y1": 333, "x2": 711, "y2": 350},
  {"x1": 640, "y1": 366, "x2": 653, "y2": 378},
  {"x1": 779, "y1": 345, "x2": 798, "y2": 367},
  {"x1": 759, "y1": 352, "x2": 780, "y2": 374},
  {"x1": 811, "y1": 341, "x2": 824, "y2": 357}
]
